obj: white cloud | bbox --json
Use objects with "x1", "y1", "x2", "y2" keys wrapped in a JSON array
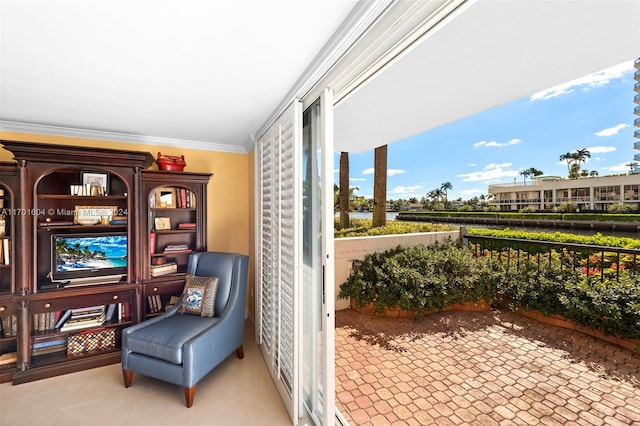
[
  {"x1": 390, "y1": 185, "x2": 423, "y2": 194},
  {"x1": 468, "y1": 163, "x2": 476, "y2": 167},
  {"x1": 387, "y1": 169, "x2": 406, "y2": 176},
  {"x1": 595, "y1": 124, "x2": 629, "y2": 137},
  {"x1": 361, "y1": 168, "x2": 405, "y2": 176},
  {"x1": 603, "y1": 162, "x2": 636, "y2": 173},
  {"x1": 587, "y1": 146, "x2": 617, "y2": 154},
  {"x1": 350, "y1": 177, "x2": 366, "y2": 182},
  {"x1": 530, "y1": 60, "x2": 634, "y2": 101},
  {"x1": 473, "y1": 139, "x2": 521, "y2": 148},
  {"x1": 485, "y1": 162, "x2": 512, "y2": 169},
  {"x1": 457, "y1": 163, "x2": 518, "y2": 182},
  {"x1": 333, "y1": 169, "x2": 339, "y2": 174}
]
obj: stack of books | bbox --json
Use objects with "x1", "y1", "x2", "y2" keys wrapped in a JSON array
[
  {"x1": 59, "y1": 305, "x2": 106, "y2": 332},
  {"x1": 164, "y1": 244, "x2": 190, "y2": 254},
  {"x1": 150, "y1": 261, "x2": 178, "y2": 277},
  {"x1": 31, "y1": 333, "x2": 67, "y2": 356},
  {"x1": 177, "y1": 222, "x2": 196, "y2": 230}
]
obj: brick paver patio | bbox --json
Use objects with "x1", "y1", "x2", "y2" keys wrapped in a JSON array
[{"x1": 335, "y1": 308, "x2": 640, "y2": 425}]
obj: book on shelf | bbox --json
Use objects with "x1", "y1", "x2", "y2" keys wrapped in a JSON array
[
  {"x1": 163, "y1": 244, "x2": 190, "y2": 253},
  {"x1": 147, "y1": 295, "x2": 164, "y2": 313},
  {"x1": 60, "y1": 305, "x2": 106, "y2": 332},
  {"x1": 105, "y1": 304, "x2": 117, "y2": 322},
  {"x1": 177, "y1": 222, "x2": 197, "y2": 229},
  {"x1": 2, "y1": 238, "x2": 9, "y2": 265},
  {"x1": 31, "y1": 334, "x2": 68, "y2": 356},
  {"x1": 1, "y1": 314, "x2": 17, "y2": 337},
  {"x1": 0, "y1": 352, "x2": 17, "y2": 366},
  {"x1": 166, "y1": 295, "x2": 180, "y2": 311},
  {"x1": 150, "y1": 261, "x2": 178, "y2": 277},
  {"x1": 150, "y1": 232, "x2": 156, "y2": 255},
  {"x1": 54, "y1": 310, "x2": 72, "y2": 329},
  {"x1": 0, "y1": 237, "x2": 9, "y2": 265}
]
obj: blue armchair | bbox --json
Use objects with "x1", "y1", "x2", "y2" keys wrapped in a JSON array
[{"x1": 121, "y1": 252, "x2": 249, "y2": 407}]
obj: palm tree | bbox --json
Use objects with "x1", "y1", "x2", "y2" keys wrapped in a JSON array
[
  {"x1": 372, "y1": 145, "x2": 387, "y2": 227},
  {"x1": 559, "y1": 152, "x2": 575, "y2": 175},
  {"x1": 574, "y1": 148, "x2": 591, "y2": 173},
  {"x1": 339, "y1": 152, "x2": 350, "y2": 229},
  {"x1": 440, "y1": 181, "x2": 452, "y2": 209},
  {"x1": 519, "y1": 169, "x2": 530, "y2": 185},
  {"x1": 626, "y1": 162, "x2": 638, "y2": 173}
]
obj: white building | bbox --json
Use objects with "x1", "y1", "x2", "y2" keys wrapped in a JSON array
[{"x1": 489, "y1": 174, "x2": 640, "y2": 211}]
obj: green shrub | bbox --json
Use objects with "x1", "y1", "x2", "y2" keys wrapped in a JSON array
[
  {"x1": 608, "y1": 204, "x2": 638, "y2": 214},
  {"x1": 339, "y1": 242, "x2": 503, "y2": 319},
  {"x1": 554, "y1": 202, "x2": 579, "y2": 213},
  {"x1": 339, "y1": 241, "x2": 640, "y2": 339}
]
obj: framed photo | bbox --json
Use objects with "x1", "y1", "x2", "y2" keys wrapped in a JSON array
[
  {"x1": 154, "y1": 187, "x2": 177, "y2": 208},
  {"x1": 154, "y1": 217, "x2": 171, "y2": 231},
  {"x1": 81, "y1": 171, "x2": 109, "y2": 195}
]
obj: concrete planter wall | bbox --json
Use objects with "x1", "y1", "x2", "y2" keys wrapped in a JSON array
[{"x1": 333, "y1": 230, "x2": 460, "y2": 310}]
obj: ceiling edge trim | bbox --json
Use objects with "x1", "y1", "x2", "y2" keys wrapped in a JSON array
[{"x1": 0, "y1": 121, "x2": 251, "y2": 154}]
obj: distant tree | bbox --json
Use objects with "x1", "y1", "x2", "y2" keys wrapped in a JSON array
[
  {"x1": 440, "y1": 181, "x2": 452, "y2": 209},
  {"x1": 339, "y1": 152, "x2": 350, "y2": 229},
  {"x1": 372, "y1": 145, "x2": 387, "y2": 227},
  {"x1": 559, "y1": 152, "x2": 576, "y2": 175},
  {"x1": 626, "y1": 162, "x2": 639, "y2": 173},
  {"x1": 589, "y1": 170, "x2": 599, "y2": 177},
  {"x1": 574, "y1": 148, "x2": 591, "y2": 169}
]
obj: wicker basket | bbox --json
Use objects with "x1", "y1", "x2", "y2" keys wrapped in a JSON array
[{"x1": 67, "y1": 328, "x2": 116, "y2": 355}]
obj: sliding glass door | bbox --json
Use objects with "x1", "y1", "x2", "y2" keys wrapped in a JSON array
[{"x1": 256, "y1": 89, "x2": 334, "y2": 425}]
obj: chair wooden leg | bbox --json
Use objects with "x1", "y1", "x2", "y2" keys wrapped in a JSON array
[
  {"x1": 236, "y1": 345, "x2": 244, "y2": 359},
  {"x1": 184, "y1": 385, "x2": 197, "y2": 408},
  {"x1": 122, "y1": 369, "x2": 133, "y2": 388}
]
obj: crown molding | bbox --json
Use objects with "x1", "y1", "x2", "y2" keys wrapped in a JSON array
[{"x1": 0, "y1": 121, "x2": 252, "y2": 154}]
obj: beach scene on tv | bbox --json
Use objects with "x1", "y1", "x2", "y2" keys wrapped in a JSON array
[{"x1": 55, "y1": 235, "x2": 127, "y2": 272}]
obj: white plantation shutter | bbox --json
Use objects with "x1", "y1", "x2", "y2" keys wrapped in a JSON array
[{"x1": 256, "y1": 100, "x2": 301, "y2": 423}]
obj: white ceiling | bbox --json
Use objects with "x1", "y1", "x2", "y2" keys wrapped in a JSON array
[
  {"x1": 1, "y1": 1, "x2": 639, "y2": 155},
  {"x1": 0, "y1": 0, "x2": 357, "y2": 152}
]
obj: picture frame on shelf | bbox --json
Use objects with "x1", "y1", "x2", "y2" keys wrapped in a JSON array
[
  {"x1": 154, "y1": 217, "x2": 171, "y2": 231},
  {"x1": 154, "y1": 187, "x2": 177, "y2": 208},
  {"x1": 81, "y1": 171, "x2": 109, "y2": 195}
]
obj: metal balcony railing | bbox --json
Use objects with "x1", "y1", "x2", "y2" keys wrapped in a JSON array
[{"x1": 463, "y1": 232, "x2": 640, "y2": 283}]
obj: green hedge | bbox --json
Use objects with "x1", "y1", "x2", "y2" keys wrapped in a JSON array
[
  {"x1": 563, "y1": 213, "x2": 640, "y2": 222},
  {"x1": 466, "y1": 227, "x2": 640, "y2": 249},
  {"x1": 398, "y1": 210, "x2": 639, "y2": 222},
  {"x1": 334, "y1": 218, "x2": 453, "y2": 238},
  {"x1": 399, "y1": 211, "x2": 499, "y2": 218}
]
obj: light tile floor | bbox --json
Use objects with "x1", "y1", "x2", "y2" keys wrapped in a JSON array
[{"x1": 0, "y1": 324, "x2": 292, "y2": 426}]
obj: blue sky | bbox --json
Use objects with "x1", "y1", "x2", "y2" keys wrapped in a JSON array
[{"x1": 335, "y1": 60, "x2": 638, "y2": 201}]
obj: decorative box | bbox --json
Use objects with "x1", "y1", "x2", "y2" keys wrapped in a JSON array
[
  {"x1": 156, "y1": 152, "x2": 187, "y2": 172},
  {"x1": 67, "y1": 327, "x2": 116, "y2": 355}
]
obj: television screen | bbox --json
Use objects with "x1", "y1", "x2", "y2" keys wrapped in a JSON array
[{"x1": 51, "y1": 233, "x2": 127, "y2": 283}]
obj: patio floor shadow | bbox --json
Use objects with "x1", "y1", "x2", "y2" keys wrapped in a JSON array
[{"x1": 335, "y1": 308, "x2": 640, "y2": 425}]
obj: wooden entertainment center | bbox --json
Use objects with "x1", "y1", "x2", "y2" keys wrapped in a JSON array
[{"x1": 0, "y1": 141, "x2": 211, "y2": 384}]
